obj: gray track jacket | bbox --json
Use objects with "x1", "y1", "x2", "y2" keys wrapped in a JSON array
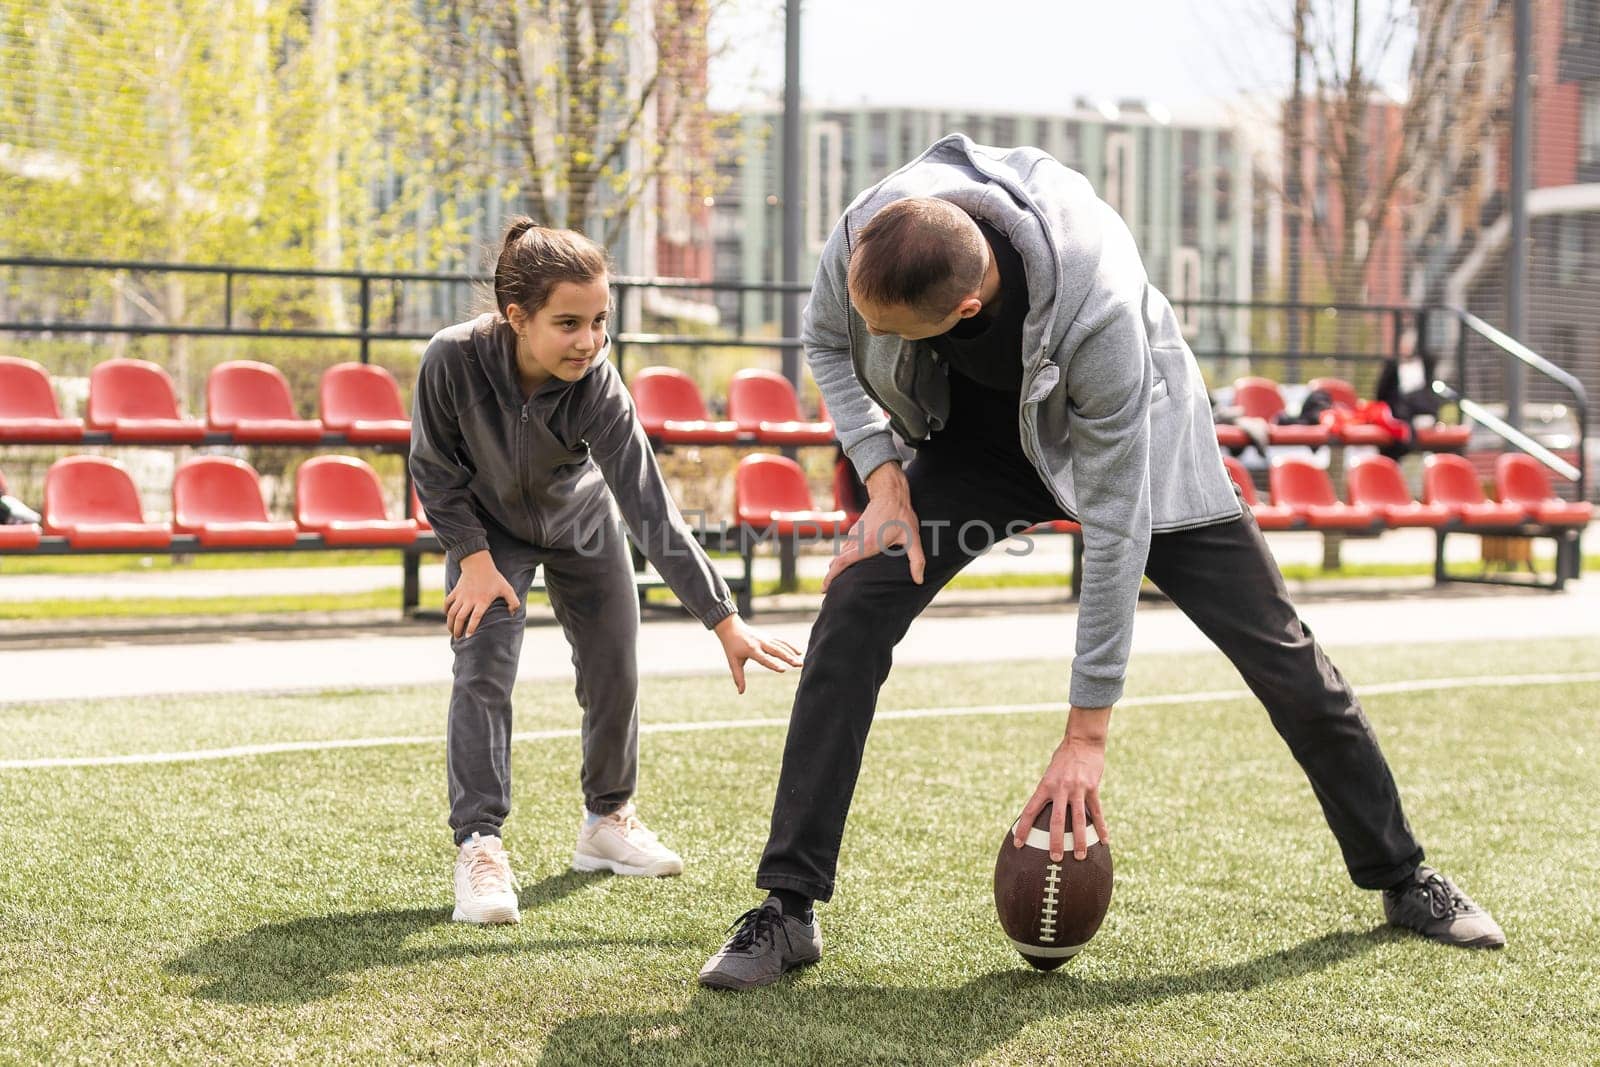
[
  {"x1": 409, "y1": 313, "x2": 736, "y2": 629},
  {"x1": 805, "y1": 135, "x2": 1241, "y2": 707}
]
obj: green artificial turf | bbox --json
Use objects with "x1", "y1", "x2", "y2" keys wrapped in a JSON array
[
  {"x1": 0, "y1": 549, "x2": 410, "y2": 576},
  {"x1": 7, "y1": 555, "x2": 1595, "y2": 622},
  {"x1": 2, "y1": 637, "x2": 1598, "y2": 1064}
]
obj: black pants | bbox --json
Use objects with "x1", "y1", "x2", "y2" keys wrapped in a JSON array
[{"x1": 756, "y1": 436, "x2": 1424, "y2": 902}]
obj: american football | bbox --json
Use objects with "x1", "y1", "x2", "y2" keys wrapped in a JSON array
[{"x1": 994, "y1": 802, "x2": 1114, "y2": 970}]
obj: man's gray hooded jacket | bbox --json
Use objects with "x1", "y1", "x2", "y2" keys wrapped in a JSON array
[{"x1": 805, "y1": 135, "x2": 1241, "y2": 708}]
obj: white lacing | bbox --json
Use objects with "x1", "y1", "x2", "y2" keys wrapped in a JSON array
[
  {"x1": 463, "y1": 842, "x2": 520, "y2": 897},
  {"x1": 606, "y1": 803, "x2": 661, "y2": 846}
]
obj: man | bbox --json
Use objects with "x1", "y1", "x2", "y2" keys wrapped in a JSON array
[{"x1": 698, "y1": 136, "x2": 1503, "y2": 990}]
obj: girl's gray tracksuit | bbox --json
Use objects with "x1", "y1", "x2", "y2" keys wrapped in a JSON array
[{"x1": 410, "y1": 314, "x2": 734, "y2": 843}]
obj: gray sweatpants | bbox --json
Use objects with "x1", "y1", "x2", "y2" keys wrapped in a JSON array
[{"x1": 445, "y1": 519, "x2": 640, "y2": 845}]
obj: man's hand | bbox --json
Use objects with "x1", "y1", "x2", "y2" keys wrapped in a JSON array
[
  {"x1": 444, "y1": 550, "x2": 520, "y2": 639},
  {"x1": 1014, "y1": 705, "x2": 1113, "y2": 862},
  {"x1": 822, "y1": 461, "x2": 925, "y2": 591},
  {"x1": 713, "y1": 614, "x2": 804, "y2": 694}
]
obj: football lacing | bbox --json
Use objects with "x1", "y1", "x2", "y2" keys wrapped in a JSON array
[{"x1": 1039, "y1": 863, "x2": 1062, "y2": 942}]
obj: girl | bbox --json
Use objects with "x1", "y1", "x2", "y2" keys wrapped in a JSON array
[{"x1": 410, "y1": 219, "x2": 802, "y2": 924}]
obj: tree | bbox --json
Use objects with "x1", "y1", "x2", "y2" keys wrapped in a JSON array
[
  {"x1": 1256, "y1": 0, "x2": 1511, "y2": 568},
  {"x1": 1282, "y1": 1, "x2": 1510, "y2": 342},
  {"x1": 421, "y1": 0, "x2": 730, "y2": 250}
]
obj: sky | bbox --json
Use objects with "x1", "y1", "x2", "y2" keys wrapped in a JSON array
[{"x1": 707, "y1": 0, "x2": 1417, "y2": 117}]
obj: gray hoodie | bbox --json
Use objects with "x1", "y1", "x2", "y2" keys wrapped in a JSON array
[
  {"x1": 409, "y1": 313, "x2": 736, "y2": 629},
  {"x1": 804, "y1": 135, "x2": 1242, "y2": 708}
]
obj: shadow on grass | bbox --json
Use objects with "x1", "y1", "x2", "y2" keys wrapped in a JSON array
[
  {"x1": 165, "y1": 868, "x2": 674, "y2": 1004},
  {"x1": 538, "y1": 927, "x2": 1400, "y2": 1066}
]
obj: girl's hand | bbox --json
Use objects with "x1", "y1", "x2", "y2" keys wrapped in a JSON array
[
  {"x1": 713, "y1": 614, "x2": 804, "y2": 694},
  {"x1": 445, "y1": 550, "x2": 520, "y2": 639}
]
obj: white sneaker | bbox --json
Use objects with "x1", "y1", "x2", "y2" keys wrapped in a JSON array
[
  {"x1": 572, "y1": 803, "x2": 684, "y2": 877},
  {"x1": 452, "y1": 832, "x2": 521, "y2": 924}
]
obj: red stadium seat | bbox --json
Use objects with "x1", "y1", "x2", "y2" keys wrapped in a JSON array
[
  {"x1": 1306, "y1": 377, "x2": 1360, "y2": 410},
  {"x1": 728, "y1": 369, "x2": 836, "y2": 445},
  {"x1": 411, "y1": 486, "x2": 431, "y2": 531},
  {"x1": 1495, "y1": 454, "x2": 1594, "y2": 527},
  {"x1": 1414, "y1": 424, "x2": 1471, "y2": 449},
  {"x1": 172, "y1": 457, "x2": 299, "y2": 547},
  {"x1": 0, "y1": 356, "x2": 84, "y2": 442},
  {"x1": 86, "y1": 358, "x2": 206, "y2": 443},
  {"x1": 208, "y1": 361, "x2": 324, "y2": 443},
  {"x1": 1346, "y1": 455, "x2": 1451, "y2": 527},
  {"x1": 735, "y1": 454, "x2": 850, "y2": 537},
  {"x1": 319, "y1": 363, "x2": 412, "y2": 444},
  {"x1": 1026, "y1": 520, "x2": 1084, "y2": 534},
  {"x1": 295, "y1": 455, "x2": 418, "y2": 546},
  {"x1": 1422, "y1": 453, "x2": 1527, "y2": 526},
  {"x1": 0, "y1": 523, "x2": 41, "y2": 549},
  {"x1": 1214, "y1": 424, "x2": 1250, "y2": 449},
  {"x1": 43, "y1": 455, "x2": 173, "y2": 549},
  {"x1": 1222, "y1": 456, "x2": 1296, "y2": 530},
  {"x1": 1269, "y1": 457, "x2": 1379, "y2": 530},
  {"x1": 1233, "y1": 376, "x2": 1329, "y2": 447},
  {"x1": 630, "y1": 367, "x2": 741, "y2": 445},
  {"x1": 1306, "y1": 378, "x2": 1395, "y2": 445},
  {"x1": 0, "y1": 466, "x2": 42, "y2": 548},
  {"x1": 831, "y1": 458, "x2": 863, "y2": 528},
  {"x1": 1231, "y1": 376, "x2": 1288, "y2": 420}
]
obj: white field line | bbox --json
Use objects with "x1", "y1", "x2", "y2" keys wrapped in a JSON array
[{"x1": 3, "y1": 671, "x2": 1599, "y2": 772}]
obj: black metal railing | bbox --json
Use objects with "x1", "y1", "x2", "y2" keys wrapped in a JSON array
[
  {"x1": 0, "y1": 256, "x2": 811, "y2": 371},
  {"x1": 2, "y1": 257, "x2": 1420, "y2": 373},
  {"x1": 10, "y1": 258, "x2": 1584, "y2": 498}
]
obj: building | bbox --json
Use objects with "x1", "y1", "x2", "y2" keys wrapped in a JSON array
[
  {"x1": 711, "y1": 102, "x2": 1255, "y2": 371},
  {"x1": 1410, "y1": 0, "x2": 1600, "y2": 428},
  {"x1": 1276, "y1": 96, "x2": 1411, "y2": 310}
]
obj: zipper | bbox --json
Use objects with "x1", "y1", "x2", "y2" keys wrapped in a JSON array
[
  {"x1": 1018, "y1": 355, "x2": 1078, "y2": 521},
  {"x1": 518, "y1": 399, "x2": 544, "y2": 544}
]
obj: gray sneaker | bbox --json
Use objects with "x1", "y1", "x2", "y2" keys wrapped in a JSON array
[
  {"x1": 698, "y1": 897, "x2": 823, "y2": 990},
  {"x1": 1383, "y1": 866, "x2": 1505, "y2": 949}
]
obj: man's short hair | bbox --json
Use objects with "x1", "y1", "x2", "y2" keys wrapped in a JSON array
[{"x1": 848, "y1": 198, "x2": 986, "y2": 319}]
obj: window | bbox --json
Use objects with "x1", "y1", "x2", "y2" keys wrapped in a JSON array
[
  {"x1": 1171, "y1": 247, "x2": 1202, "y2": 334},
  {"x1": 994, "y1": 117, "x2": 1017, "y2": 146},
  {"x1": 807, "y1": 120, "x2": 846, "y2": 252},
  {"x1": 1216, "y1": 132, "x2": 1235, "y2": 226},
  {"x1": 1566, "y1": 0, "x2": 1589, "y2": 38},
  {"x1": 1180, "y1": 130, "x2": 1201, "y2": 246},
  {"x1": 868, "y1": 112, "x2": 889, "y2": 172},
  {"x1": 1060, "y1": 122, "x2": 1080, "y2": 168},
  {"x1": 1556, "y1": 215, "x2": 1584, "y2": 285},
  {"x1": 1551, "y1": 325, "x2": 1578, "y2": 366},
  {"x1": 1105, "y1": 131, "x2": 1137, "y2": 227},
  {"x1": 899, "y1": 118, "x2": 920, "y2": 165},
  {"x1": 1583, "y1": 81, "x2": 1600, "y2": 163}
]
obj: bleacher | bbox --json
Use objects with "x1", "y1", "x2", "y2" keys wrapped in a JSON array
[{"x1": 0, "y1": 352, "x2": 1589, "y2": 609}]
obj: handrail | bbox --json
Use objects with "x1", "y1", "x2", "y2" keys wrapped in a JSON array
[
  {"x1": 1444, "y1": 306, "x2": 1588, "y2": 502},
  {"x1": 1453, "y1": 308, "x2": 1590, "y2": 408},
  {"x1": 1433, "y1": 384, "x2": 1581, "y2": 483}
]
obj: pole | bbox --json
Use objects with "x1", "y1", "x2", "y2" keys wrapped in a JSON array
[
  {"x1": 1506, "y1": 0, "x2": 1531, "y2": 431},
  {"x1": 779, "y1": 0, "x2": 803, "y2": 590},
  {"x1": 1284, "y1": 0, "x2": 1307, "y2": 384},
  {"x1": 782, "y1": 1, "x2": 802, "y2": 388}
]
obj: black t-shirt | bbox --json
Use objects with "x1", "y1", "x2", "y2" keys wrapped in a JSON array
[
  {"x1": 926, "y1": 222, "x2": 1029, "y2": 455},
  {"x1": 926, "y1": 221, "x2": 1028, "y2": 392}
]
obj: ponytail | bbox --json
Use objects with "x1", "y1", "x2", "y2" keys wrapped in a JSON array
[{"x1": 492, "y1": 217, "x2": 610, "y2": 319}]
